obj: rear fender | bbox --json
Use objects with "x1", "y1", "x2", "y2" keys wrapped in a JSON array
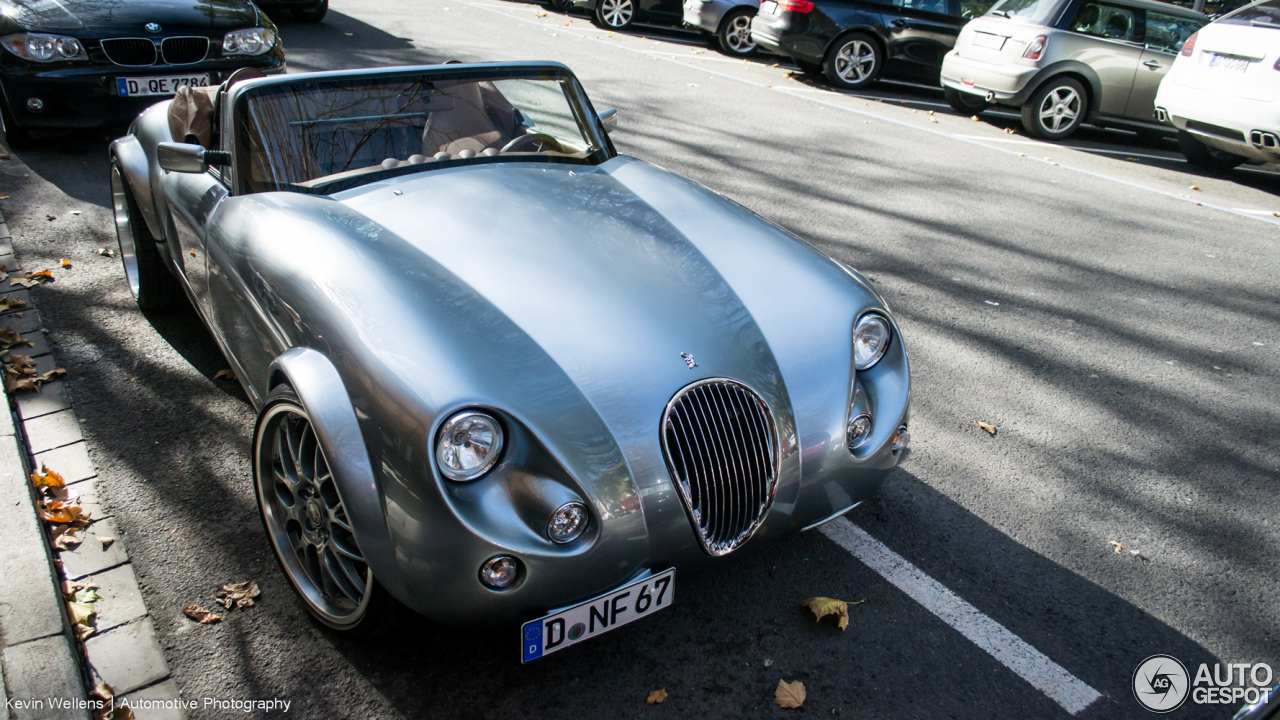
[{"x1": 1015, "y1": 61, "x2": 1104, "y2": 120}]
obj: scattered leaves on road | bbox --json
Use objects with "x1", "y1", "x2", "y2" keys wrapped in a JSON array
[
  {"x1": 975, "y1": 421, "x2": 998, "y2": 436},
  {"x1": 41, "y1": 368, "x2": 67, "y2": 382},
  {"x1": 97, "y1": 247, "x2": 115, "y2": 257},
  {"x1": 60, "y1": 259, "x2": 72, "y2": 268},
  {"x1": 90, "y1": 682, "x2": 136, "y2": 720},
  {"x1": 1189, "y1": 185, "x2": 1200, "y2": 191},
  {"x1": 774, "y1": 679, "x2": 806, "y2": 709},
  {"x1": 646, "y1": 688, "x2": 668, "y2": 705},
  {"x1": 216, "y1": 580, "x2": 261, "y2": 609},
  {"x1": 0, "y1": 297, "x2": 27, "y2": 311},
  {"x1": 10, "y1": 269, "x2": 53, "y2": 288},
  {"x1": 1108, "y1": 540, "x2": 1142, "y2": 557},
  {"x1": 46, "y1": 214, "x2": 55, "y2": 221},
  {"x1": 183, "y1": 603, "x2": 221, "y2": 624},
  {"x1": 213, "y1": 368, "x2": 236, "y2": 381},
  {"x1": 31, "y1": 465, "x2": 66, "y2": 488},
  {"x1": 801, "y1": 596, "x2": 864, "y2": 631},
  {"x1": 100, "y1": 536, "x2": 115, "y2": 549},
  {"x1": 0, "y1": 327, "x2": 31, "y2": 349}
]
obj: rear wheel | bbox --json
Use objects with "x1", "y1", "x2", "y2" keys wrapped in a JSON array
[
  {"x1": 594, "y1": 0, "x2": 635, "y2": 29},
  {"x1": 717, "y1": 8, "x2": 757, "y2": 57},
  {"x1": 548, "y1": 0, "x2": 575, "y2": 10},
  {"x1": 824, "y1": 33, "x2": 880, "y2": 90},
  {"x1": 254, "y1": 384, "x2": 402, "y2": 634},
  {"x1": 944, "y1": 85, "x2": 988, "y2": 116},
  {"x1": 1021, "y1": 77, "x2": 1085, "y2": 140},
  {"x1": 110, "y1": 162, "x2": 180, "y2": 310},
  {"x1": 292, "y1": 0, "x2": 328, "y2": 22},
  {"x1": 1177, "y1": 130, "x2": 1246, "y2": 171}
]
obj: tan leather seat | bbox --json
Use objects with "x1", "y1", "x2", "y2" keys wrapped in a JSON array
[{"x1": 423, "y1": 81, "x2": 507, "y2": 156}]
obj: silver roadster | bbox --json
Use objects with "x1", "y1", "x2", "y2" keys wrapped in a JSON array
[{"x1": 108, "y1": 62, "x2": 911, "y2": 658}]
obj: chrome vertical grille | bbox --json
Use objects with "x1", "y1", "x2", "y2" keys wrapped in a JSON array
[{"x1": 661, "y1": 379, "x2": 779, "y2": 556}]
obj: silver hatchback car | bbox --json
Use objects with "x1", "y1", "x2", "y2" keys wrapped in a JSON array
[{"x1": 940, "y1": 0, "x2": 1206, "y2": 139}]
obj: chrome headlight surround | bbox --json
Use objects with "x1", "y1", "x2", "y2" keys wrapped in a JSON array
[
  {"x1": 436, "y1": 410, "x2": 504, "y2": 481},
  {"x1": 853, "y1": 313, "x2": 892, "y2": 371},
  {"x1": 222, "y1": 27, "x2": 277, "y2": 56},
  {"x1": 0, "y1": 33, "x2": 86, "y2": 62}
]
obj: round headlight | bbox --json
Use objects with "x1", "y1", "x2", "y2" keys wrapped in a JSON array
[
  {"x1": 436, "y1": 411, "x2": 504, "y2": 481},
  {"x1": 26, "y1": 35, "x2": 54, "y2": 61},
  {"x1": 55, "y1": 38, "x2": 81, "y2": 58},
  {"x1": 853, "y1": 314, "x2": 891, "y2": 370},
  {"x1": 846, "y1": 413, "x2": 872, "y2": 449},
  {"x1": 547, "y1": 502, "x2": 589, "y2": 544},
  {"x1": 479, "y1": 556, "x2": 519, "y2": 589}
]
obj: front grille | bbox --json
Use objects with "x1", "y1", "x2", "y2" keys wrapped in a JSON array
[
  {"x1": 1186, "y1": 119, "x2": 1245, "y2": 143},
  {"x1": 161, "y1": 36, "x2": 209, "y2": 65},
  {"x1": 662, "y1": 379, "x2": 779, "y2": 556},
  {"x1": 101, "y1": 38, "x2": 157, "y2": 66}
]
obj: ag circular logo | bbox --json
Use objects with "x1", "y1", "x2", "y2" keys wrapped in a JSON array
[{"x1": 1133, "y1": 655, "x2": 1190, "y2": 712}]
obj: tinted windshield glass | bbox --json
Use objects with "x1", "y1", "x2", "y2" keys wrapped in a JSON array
[
  {"x1": 986, "y1": 0, "x2": 1061, "y2": 24},
  {"x1": 1220, "y1": 0, "x2": 1280, "y2": 25},
  {"x1": 236, "y1": 70, "x2": 606, "y2": 193}
]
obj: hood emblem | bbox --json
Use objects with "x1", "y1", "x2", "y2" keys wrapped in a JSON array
[
  {"x1": 680, "y1": 352, "x2": 698, "y2": 369},
  {"x1": 144, "y1": 22, "x2": 161, "y2": 33}
]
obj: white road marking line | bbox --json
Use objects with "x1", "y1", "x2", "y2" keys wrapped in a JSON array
[
  {"x1": 459, "y1": 0, "x2": 1280, "y2": 228},
  {"x1": 820, "y1": 518, "x2": 1102, "y2": 715},
  {"x1": 1233, "y1": 208, "x2": 1280, "y2": 214}
]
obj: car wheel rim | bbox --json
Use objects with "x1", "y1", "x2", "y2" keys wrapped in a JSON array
[
  {"x1": 256, "y1": 402, "x2": 371, "y2": 627},
  {"x1": 601, "y1": 0, "x2": 632, "y2": 26},
  {"x1": 1038, "y1": 86, "x2": 1080, "y2": 134},
  {"x1": 834, "y1": 40, "x2": 875, "y2": 83},
  {"x1": 109, "y1": 167, "x2": 142, "y2": 300},
  {"x1": 726, "y1": 15, "x2": 754, "y2": 52}
]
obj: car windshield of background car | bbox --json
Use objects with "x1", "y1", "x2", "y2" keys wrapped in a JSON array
[
  {"x1": 237, "y1": 74, "x2": 602, "y2": 193},
  {"x1": 1070, "y1": 2, "x2": 1141, "y2": 42},
  {"x1": 986, "y1": 0, "x2": 1061, "y2": 25},
  {"x1": 1218, "y1": 0, "x2": 1280, "y2": 26}
]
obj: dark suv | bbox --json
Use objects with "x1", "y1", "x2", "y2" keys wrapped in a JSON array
[{"x1": 751, "y1": 0, "x2": 996, "y2": 88}]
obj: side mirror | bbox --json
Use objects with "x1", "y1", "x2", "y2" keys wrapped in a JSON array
[
  {"x1": 599, "y1": 108, "x2": 618, "y2": 134},
  {"x1": 157, "y1": 142, "x2": 230, "y2": 173}
]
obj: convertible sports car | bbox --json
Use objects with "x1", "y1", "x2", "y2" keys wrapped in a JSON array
[{"x1": 109, "y1": 62, "x2": 911, "y2": 658}]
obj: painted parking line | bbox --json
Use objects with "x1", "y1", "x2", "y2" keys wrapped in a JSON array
[{"x1": 820, "y1": 518, "x2": 1102, "y2": 716}]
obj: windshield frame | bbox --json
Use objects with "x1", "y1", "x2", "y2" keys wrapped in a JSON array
[{"x1": 228, "y1": 63, "x2": 615, "y2": 196}]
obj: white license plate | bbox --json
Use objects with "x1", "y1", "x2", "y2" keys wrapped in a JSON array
[
  {"x1": 760, "y1": 1, "x2": 779, "y2": 14},
  {"x1": 1208, "y1": 54, "x2": 1250, "y2": 72},
  {"x1": 116, "y1": 74, "x2": 211, "y2": 97},
  {"x1": 520, "y1": 569, "x2": 674, "y2": 662},
  {"x1": 972, "y1": 31, "x2": 1006, "y2": 50}
]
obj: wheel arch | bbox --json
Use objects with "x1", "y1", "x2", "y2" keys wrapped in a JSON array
[
  {"x1": 109, "y1": 135, "x2": 165, "y2": 241},
  {"x1": 1017, "y1": 62, "x2": 1102, "y2": 120},
  {"x1": 715, "y1": 3, "x2": 756, "y2": 35},
  {"x1": 265, "y1": 347, "x2": 410, "y2": 602}
]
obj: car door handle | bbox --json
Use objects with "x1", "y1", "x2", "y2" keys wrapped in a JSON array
[{"x1": 1143, "y1": 59, "x2": 1162, "y2": 69}]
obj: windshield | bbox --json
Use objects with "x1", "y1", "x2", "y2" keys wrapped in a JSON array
[
  {"x1": 235, "y1": 69, "x2": 608, "y2": 194},
  {"x1": 1219, "y1": 0, "x2": 1280, "y2": 25},
  {"x1": 985, "y1": 0, "x2": 1063, "y2": 24}
]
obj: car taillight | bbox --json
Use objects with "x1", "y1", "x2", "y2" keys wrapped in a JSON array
[
  {"x1": 778, "y1": 0, "x2": 814, "y2": 11},
  {"x1": 1181, "y1": 31, "x2": 1197, "y2": 57},
  {"x1": 1022, "y1": 35, "x2": 1047, "y2": 60}
]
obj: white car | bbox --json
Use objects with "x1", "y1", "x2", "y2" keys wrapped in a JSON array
[{"x1": 1155, "y1": 0, "x2": 1280, "y2": 169}]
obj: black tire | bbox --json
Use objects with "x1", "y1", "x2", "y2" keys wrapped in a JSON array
[
  {"x1": 0, "y1": 99, "x2": 31, "y2": 149},
  {"x1": 593, "y1": 0, "x2": 635, "y2": 29},
  {"x1": 109, "y1": 161, "x2": 181, "y2": 310},
  {"x1": 1177, "y1": 130, "x2": 1246, "y2": 171},
  {"x1": 548, "y1": 0, "x2": 575, "y2": 11},
  {"x1": 292, "y1": 0, "x2": 328, "y2": 22},
  {"x1": 944, "y1": 85, "x2": 988, "y2": 117},
  {"x1": 794, "y1": 59, "x2": 823, "y2": 76},
  {"x1": 1020, "y1": 76, "x2": 1086, "y2": 140},
  {"x1": 823, "y1": 33, "x2": 881, "y2": 90},
  {"x1": 254, "y1": 384, "x2": 404, "y2": 635},
  {"x1": 716, "y1": 8, "x2": 757, "y2": 57}
]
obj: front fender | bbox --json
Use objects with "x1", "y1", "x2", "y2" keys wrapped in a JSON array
[
  {"x1": 109, "y1": 135, "x2": 163, "y2": 241},
  {"x1": 266, "y1": 347, "x2": 409, "y2": 602}
]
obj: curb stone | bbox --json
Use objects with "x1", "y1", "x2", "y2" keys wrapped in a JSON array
[{"x1": 0, "y1": 199, "x2": 185, "y2": 719}]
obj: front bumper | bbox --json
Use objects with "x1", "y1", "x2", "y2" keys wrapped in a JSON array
[
  {"x1": 940, "y1": 50, "x2": 1038, "y2": 103},
  {"x1": 1156, "y1": 77, "x2": 1280, "y2": 164}
]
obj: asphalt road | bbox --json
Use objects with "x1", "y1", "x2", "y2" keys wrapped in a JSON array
[{"x1": 1, "y1": 2, "x2": 1278, "y2": 718}]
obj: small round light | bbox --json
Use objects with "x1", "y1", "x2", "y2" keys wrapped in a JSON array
[
  {"x1": 892, "y1": 426, "x2": 910, "y2": 453},
  {"x1": 55, "y1": 38, "x2": 81, "y2": 58},
  {"x1": 479, "y1": 555, "x2": 519, "y2": 589},
  {"x1": 25, "y1": 97, "x2": 42, "y2": 112},
  {"x1": 547, "y1": 502, "x2": 589, "y2": 544},
  {"x1": 436, "y1": 410, "x2": 504, "y2": 481},
  {"x1": 846, "y1": 413, "x2": 872, "y2": 449},
  {"x1": 853, "y1": 314, "x2": 891, "y2": 370}
]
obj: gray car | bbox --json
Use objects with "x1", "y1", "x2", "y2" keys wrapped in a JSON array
[
  {"x1": 685, "y1": 0, "x2": 761, "y2": 56},
  {"x1": 940, "y1": 0, "x2": 1206, "y2": 139},
  {"x1": 108, "y1": 62, "x2": 912, "y2": 655}
]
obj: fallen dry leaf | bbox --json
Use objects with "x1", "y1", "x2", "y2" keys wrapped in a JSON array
[
  {"x1": 975, "y1": 421, "x2": 997, "y2": 436},
  {"x1": 801, "y1": 596, "x2": 864, "y2": 631},
  {"x1": 39, "y1": 500, "x2": 87, "y2": 525},
  {"x1": 46, "y1": 214, "x2": 55, "y2": 221},
  {"x1": 11, "y1": 270, "x2": 53, "y2": 288},
  {"x1": 100, "y1": 536, "x2": 115, "y2": 549},
  {"x1": 1189, "y1": 185, "x2": 1200, "y2": 191},
  {"x1": 51, "y1": 526, "x2": 82, "y2": 550},
  {"x1": 646, "y1": 688, "x2": 668, "y2": 705},
  {"x1": 0, "y1": 195, "x2": 9, "y2": 199},
  {"x1": 774, "y1": 679, "x2": 806, "y2": 709},
  {"x1": 60, "y1": 259, "x2": 71, "y2": 269},
  {"x1": 67, "y1": 601, "x2": 96, "y2": 626},
  {"x1": 217, "y1": 580, "x2": 261, "y2": 609},
  {"x1": 41, "y1": 368, "x2": 67, "y2": 382},
  {"x1": 0, "y1": 328, "x2": 23, "y2": 348},
  {"x1": 31, "y1": 465, "x2": 67, "y2": 488},
  {"x1": 97, "y1": 247, "x2": 115, "y2": 257},
  {"x1": 0, "y1": 297, "x2": 28, "y2": 311},
  {"x1": 183, "y1": 604, "x2": 221, "y2": 624},
  {"x1": 213, "y1": 368, "x2": 236, "y2": 381},
  {"x1": 7, "y1": 375, "x2": 40, "y2": 392},
  {"x1": 1108, "y1": 540, "x2": 1141, "y2": 556}
]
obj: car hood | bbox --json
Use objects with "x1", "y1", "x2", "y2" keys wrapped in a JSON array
[{"x1": 0, "y1": 0, "x2": 259, "y2": 33}]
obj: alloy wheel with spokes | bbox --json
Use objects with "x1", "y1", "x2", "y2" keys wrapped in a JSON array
[
  {"x1": 718, "y1": 9, "x2": 756, "y2": 56},
  {"x1": 109, "y1": 161, "x2": 179, "y2": 309},
  {"x1": 256, "y1": 395, "x2": 372, "y2": 629},
  {"x1": 595, "y1": 0, "x2": 634, "y2": 28},
  {"x1": 824, "y1": 34, "x2": 879, "y2": 90},
  {"x1": 110, "y1": 166, "x2": 142, "y2": 300},
  {"x1": 1022, "y1": 77, "x2": 1086, "y2": 140}
]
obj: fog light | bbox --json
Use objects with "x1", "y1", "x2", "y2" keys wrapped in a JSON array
[
  {"x1": 547, "y1": 502, "x2": 588, "y2": 544},
  {"x1": 25, "y1": 97, "x2": 43, "y2": 112},
  {"x1": 846, "y1": 413, "x2": 872, "y2": 450},
  {"x1": 479, "y1": 556, "x2": 519, "y2": 589},
  {"x1": 892, "y1": 426, "x2": 910, "y2": 453}
]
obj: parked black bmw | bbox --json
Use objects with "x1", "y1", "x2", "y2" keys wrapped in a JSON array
[
  {"x1": 0, "y1": 0, "x2": 287, "y2": 146},
  {"x1": 751, "y1": 0, "x2": 994, "y2": 89}
]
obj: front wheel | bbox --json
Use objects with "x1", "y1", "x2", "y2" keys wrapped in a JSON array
[
  {"x1": 292, "y1": 0, "x2": 328, "y2": 22},
  {"x1": 0, "y1": 99, "x2": 31, "y2": 148},
  {"x1": 1021, "y1": 77, "x2": 1086, "y2": 140},
  {"x1": 254, "y1": 385, "x2": 401, "y2": 633},
  {"x1": 110, "y1": 162, "x2": 180, "y2": 310},
  {"x1": 594, "y1": 0, "x2": 635, "y2": 29},
  {"x1": 717, "y1": 8, "x2": 757, "y2": 57},
  {"x1": 944, "y1": 86, "x2": 988, "y2": 116},
  {"x1": 824, "y1": 33, "x2": 881, "y2": 90},
  {"x1": 1177, "y1": 130, "x2": 1246, "y2": 171}
]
